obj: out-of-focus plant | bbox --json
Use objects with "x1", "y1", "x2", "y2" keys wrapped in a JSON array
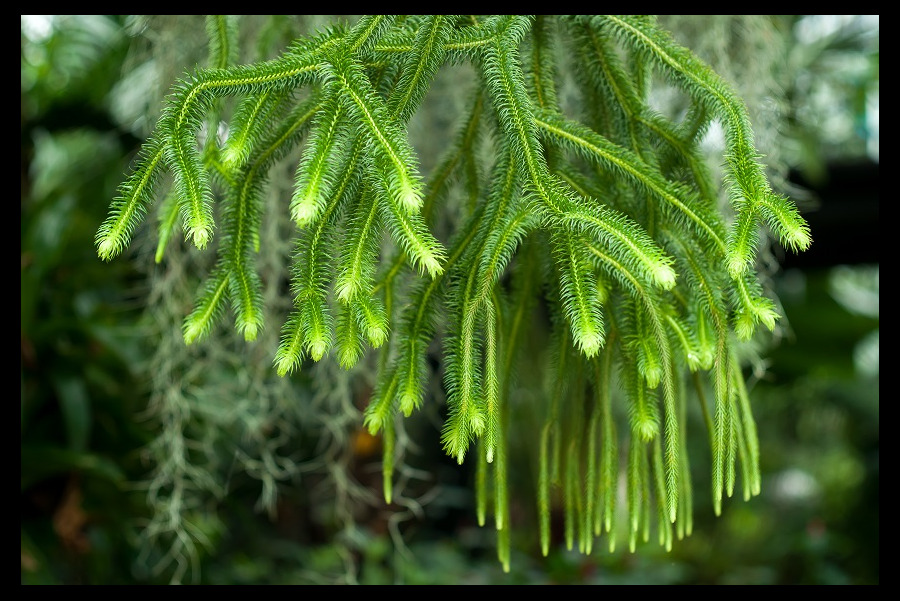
[
  {"x1": 779, "y1": 15, "x2": 879, "y2": 184},
  {"x1": 21, "y1": 14, "x2": 152, "y2": 584}
]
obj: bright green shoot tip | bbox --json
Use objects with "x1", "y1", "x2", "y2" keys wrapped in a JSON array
[
  {"x1": 190, "y1": 226, "x2": 212, "y2": 250},
  {"x1": 96, "y1": 236, "x2": 119, "y2": 262}
]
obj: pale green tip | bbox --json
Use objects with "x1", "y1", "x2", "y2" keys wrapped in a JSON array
[
  {"x1": 785, "y1": 225, "x2": 812, "y2": 253},
  {"x1": 364, "y1": 412, "x2": 384, "y2": 436},
  {"x1": 577, "y1": 328, "x2": 603, "y2": 358},
  {"x1": 486, "y1": 446, "x2": 494, "y2": 464},
  {"x1": 241, "y1": 321, "x2": 259, "y2": 342},
  {"x1": 220, "y1": 144, "x2": 244, "y2": 170},
  {"x1": 399, "y1": 180, "x2": 423, "y2": 214},
  {"x1": 727, "y1": 252, "x2": 749, "y2": 280},
  {"x1": 654, "y1": 262, "x2": 677, "y2": 290},
  {"x1": 292, "y1": 194, "x2": 319, "y2": 227},
  {"x1": 637, "y1": 419, "x2": 659, "y2": 442},
  {"x1": 190, "y1": 226, "x2": 211, "y2": 250},
  {"x1": 754, "y1": 301, "x2": 780, "y2": 331},
  {"x1": 698, "y1": 347, "x2": 715, "y2": 371},
  {"x1": 366, "y1": 324, "x2": 388, "y2": 348},
  {"x1": 686, "y1": 351, "x2": 701, "y2": 372},
  {"x1": 644, "y1": 365, "x2": 662, "y2": 389},
  {"x1": 468, "y1": 410, "x2": 486, "y2": 436},
  {"x1": 309, "y1": 339, "x2": 327, "y2": 362},
  {"x1": 338, "y1": 349, "x2": 359, "y2": 370},
  {"x1": 421, "y1": 253, "x2": 444, "y2": 279},
  {"x1": 734, "y1": 310, "x2": 756, "y2": 341},
  {"x1": 97, "y1": 238, "x2": 117, "y2": 261},
  {"x1": 183, "y1": 319, "x2": 204, "y2": 345},
  {"x1": 399, "y1": 389, "x2": 418, "y2": 417},
  {"x1": 335, "y1": 278, "x2": 358, "y2": 303},
  {"x1": 274, "y1": 355, "x2": 297, "y2": 377}
]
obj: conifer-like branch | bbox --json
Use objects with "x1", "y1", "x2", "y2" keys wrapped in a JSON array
[{"x1": 98, "y1": 14, "x2": 810, "y2": 570}]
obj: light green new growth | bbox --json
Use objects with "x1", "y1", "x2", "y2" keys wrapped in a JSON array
[{"x1": 98, "y1": 14, "x2": 810, "y2": 570}]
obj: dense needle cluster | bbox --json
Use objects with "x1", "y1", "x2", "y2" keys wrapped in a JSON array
[{"x1": 97, "y1": 15, "x2": 810, "y2": 571}]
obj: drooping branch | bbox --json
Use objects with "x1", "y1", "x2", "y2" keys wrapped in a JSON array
[{"x1": 97, "y1": 15, "x2": 809, "y2": 572}]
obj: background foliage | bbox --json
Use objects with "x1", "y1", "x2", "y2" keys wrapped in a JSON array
[{"x1": 21, "y1": 15, "x2": 878, "y2": 584}]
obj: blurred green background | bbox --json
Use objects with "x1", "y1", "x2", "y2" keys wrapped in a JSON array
[{"x1": 21, "y1": 15, "x2": 878, "y2": 584}]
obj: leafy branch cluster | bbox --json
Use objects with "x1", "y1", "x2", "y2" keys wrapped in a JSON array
[{"x1": 96, "y1": 15, "x2": 810, "y2": 571}]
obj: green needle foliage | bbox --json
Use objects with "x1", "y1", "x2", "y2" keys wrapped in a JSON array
[{"x1": 97, "y1": 15, "x2": 811, "y2": 573}]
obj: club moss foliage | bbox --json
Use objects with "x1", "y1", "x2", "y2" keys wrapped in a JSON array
[{"x1": 97, "y1": 15, "x2": 810, "y2": 572}]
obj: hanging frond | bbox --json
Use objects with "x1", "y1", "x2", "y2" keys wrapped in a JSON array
[{"x1": 97, "y1": 14, "x2": 811, "y2": 573}]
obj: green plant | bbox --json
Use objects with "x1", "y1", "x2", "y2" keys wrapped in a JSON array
[{"x1": 95, "y1": 15, "x2": 810, "y2": 574}]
